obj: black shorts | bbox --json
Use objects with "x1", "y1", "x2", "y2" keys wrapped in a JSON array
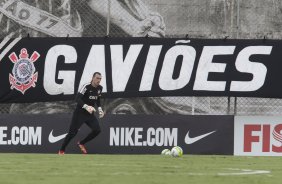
[{"x1": 68, "y1": 108, "x2": 101, "y2": 134}]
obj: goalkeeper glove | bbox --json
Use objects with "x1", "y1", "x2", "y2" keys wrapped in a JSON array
[
  {"x1": 98, "y1": 107, "x2": 104, "y2": 118},
  {"x1": 82, "y1": 104, "x2": 96, "y2": 114}
]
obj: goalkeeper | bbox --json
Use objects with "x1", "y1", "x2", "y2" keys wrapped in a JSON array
[{"x1": 58, "y1": 72, "x2": 104, "y2": 155}]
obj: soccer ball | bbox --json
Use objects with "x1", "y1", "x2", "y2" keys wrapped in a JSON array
[
  {"x1": 170, "y1": 146, "x2": 183, "y2": 157},
  {"x1": 161, "y1": 149, "x2": 171, "y2": 156}
]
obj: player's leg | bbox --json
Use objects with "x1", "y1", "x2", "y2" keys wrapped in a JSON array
[
  {"x1": 80, "y1": 115, "x2": 101, "y2": 144},
  {"x1": 59, "y1": 111, "x2": 85, "y2": 153},
  {"x1": 77, "y1": 116, "x2": 101, "y2": 153}
]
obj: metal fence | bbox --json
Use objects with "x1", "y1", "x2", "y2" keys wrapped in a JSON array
[{"x1": 1, "y1": 0, "x2": 282, "y2": 115}]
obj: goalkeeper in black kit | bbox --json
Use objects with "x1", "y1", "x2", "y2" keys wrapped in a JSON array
[{"x1": 58, "y1": 72, "x2": 105, "y2": 155}]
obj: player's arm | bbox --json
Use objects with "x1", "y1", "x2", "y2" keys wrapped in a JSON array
[
  {"x1": 97, "y1": 87, "x2": 105, "y2": 118},
  {"x1": 76, "y1": 85, "x2": 95, "y2": 113},
  {"x1": 87, "y1": 0, "x2": 165, "y2": 37},
  {"x1": 75, "y1": 93, "x2": 85, "y2": 108}
]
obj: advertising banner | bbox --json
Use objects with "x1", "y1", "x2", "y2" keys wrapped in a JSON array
[
  {"x1": 0, "y1": 37, "x2": 280, "y2": 102},
  {"x1": 234, "y1": 116, "x2": 282, "y2": 156},
  {"x1": 0, "y1": 114, "x2": 234, "y2": 154}
]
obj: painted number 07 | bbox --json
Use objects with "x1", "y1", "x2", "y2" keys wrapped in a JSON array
[{"x1": 37, "y1": 15, "x2": 58, "y2": 29}]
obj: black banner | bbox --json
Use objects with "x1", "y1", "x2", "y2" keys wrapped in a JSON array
[
  {"x1": 0, "y1": 114, "x2": 233, "y2": 155},
  {"x1": 0, "y1": 37, "x2": 279, "y2": 102}
]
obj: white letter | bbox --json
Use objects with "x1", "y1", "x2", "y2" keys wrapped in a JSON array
[
  {"x1": 111, "y1": 45, "x2": 143, "y2": 92},
  {"x1": 79, "y1": 45, "x2": 107, "y2": 92},
  {"x1": 11, "y1": 126, "x2": 19, "y2": 145},
  {"x1": 155, "y1": 128, "x2": 164, "y2": 146},
  {"x1": 159, "y1": 46, "x2": 196, "y2": 90},
  {"x1": 20, "y1": 127, "x2": 28, "y2": 145},
  {"x1": 125, "y1": 128, "x2": 134, "y2": 146},
  {"x1": 230, "y1": 46, "x2": 272, "y2": 91},
  {"x1": 0, "y1": 127, "x2": 7, "y2": 145},
  {"x1": 120, "y1": 127, "x2": 124, "y2": 146},
  {"x1": 110, "y1": 127, "x2": 119, "y2": 146},
  {"x1": 193, "y1": 46, "x2": 235, "y2": 91},
  {"x1": 164, "y1": 128, "x2": 178, "y2": 146},
  {"x1": 29, "y1": 127, "x2": 42, "y2": 145},
  {"x1": 139, "y1": 46, "x2": 162, "y2": 91},
  {"x1": 44, "y1": 45, "x2": 77, "y2": 95},
  {"x1": 135, "y1": 128, "x2": 143, "y2": 146},
  {"x1": 147, "y1": 128, "x2": 155, "y2": 146}
]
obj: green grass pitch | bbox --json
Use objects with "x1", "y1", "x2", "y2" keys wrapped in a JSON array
[{"x1": 0, "y1": 154, "x2": 281, "y2": 184}]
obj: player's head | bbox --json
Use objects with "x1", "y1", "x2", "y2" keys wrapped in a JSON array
[{"x1": 91, "y1": 72, "x2": 102, "y2": 87}]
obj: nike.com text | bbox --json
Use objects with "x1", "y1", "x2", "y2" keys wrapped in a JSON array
[
  {"x1": 110, "y1": 127, "x2": 178, "y2": 146},
  {"x1": 0, "y1": 126, "x2": 42, "y2": 145}
]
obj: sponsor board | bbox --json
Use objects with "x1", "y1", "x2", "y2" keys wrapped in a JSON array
[
  {"x1": 234, "y1": 116, "x2": 282, "y2": 156},
  {"x1": 0, "y1": 114, "x2": 233, "y2": 154},
  {"x1": 1, "y1": 37, "x2": 282, "y2": 102}
]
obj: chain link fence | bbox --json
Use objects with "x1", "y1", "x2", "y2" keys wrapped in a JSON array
[{"x1": 1, "y1": 0, "x2": 282, "y2": 115}]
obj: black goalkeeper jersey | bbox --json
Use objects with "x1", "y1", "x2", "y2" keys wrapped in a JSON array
[{"x1": 75, "y1": 83, "x2": 103, "y2": 110}]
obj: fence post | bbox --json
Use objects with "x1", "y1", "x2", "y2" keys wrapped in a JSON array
[
  {"x1": 227, "y1": 96, "x2": 231, "y2": 114},
  {"x1": 234, "y1": 97, "x2": 237, "y2": 115},
  {"x1": 106, "y1": 0, "x2": 111, "y2": 36},
  {"x1": 236, "y1": 0, "x2": 240, "y2": 38}
]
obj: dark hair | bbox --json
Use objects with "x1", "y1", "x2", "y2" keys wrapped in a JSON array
[{"x1": 93, "y1": 72, "x2": 101, "y2": 77}]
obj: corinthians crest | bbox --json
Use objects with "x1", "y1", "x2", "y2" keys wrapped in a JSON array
[{"x1": 9, "y1": 48, "x2": 40, "y2": 94}]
